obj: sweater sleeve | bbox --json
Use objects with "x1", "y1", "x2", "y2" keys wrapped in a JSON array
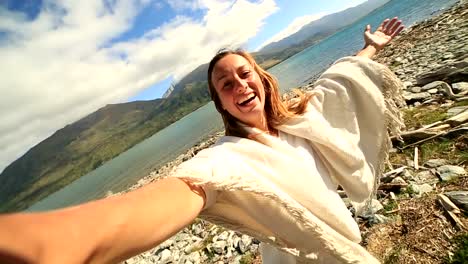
[
  {"x1": 167, "y1": 147, "x2": 218, "y2": 211},
  {"x1": 307, "y1": 56, "x2": 405, "y2": 204}
]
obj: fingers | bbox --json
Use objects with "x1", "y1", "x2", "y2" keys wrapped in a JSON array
[
  {"x1": 378, "y1": 19, "x2": 389, "y2": 31},
  {"x1": 365, "y1": 24, "x2": 371, "y2": 33},
  {"x1": 385, "y1": 17, "x2": 398, "y2": 32},
  {"x1": 391, "y1": 24, "x2": 405, "y2": 37},
  {"x1": 382, "y1": 17, "x2": 404, "y2": 37}
]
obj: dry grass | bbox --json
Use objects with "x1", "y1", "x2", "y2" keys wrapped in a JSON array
[{"x1": 363, "y1": 178, "x2": 468, "y2": 264}]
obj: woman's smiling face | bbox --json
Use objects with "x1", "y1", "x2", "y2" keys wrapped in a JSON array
[{"x1": 211, "y1": 54, "x2": 266, "y2": 129}]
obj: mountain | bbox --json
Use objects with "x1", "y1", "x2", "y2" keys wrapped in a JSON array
[
  {"x1": 0, "y1": 82, "x2": 211, "y2": 212},
  {"x1": 260, "y1": 0, "x2": 389, "y2": 54}
]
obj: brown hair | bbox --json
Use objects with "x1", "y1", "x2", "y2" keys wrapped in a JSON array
[{"x1": 207, "y1": 49, "x2": 312, "y2": 138}]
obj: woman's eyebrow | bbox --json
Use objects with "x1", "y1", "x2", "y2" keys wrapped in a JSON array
[{"x1": 216, "y1": 74, "x2": 227, "y2": 83}]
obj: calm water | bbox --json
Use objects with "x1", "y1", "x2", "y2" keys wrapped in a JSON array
[{"x1": 28, "y1": 0, "x2": 459, "y2": 211}]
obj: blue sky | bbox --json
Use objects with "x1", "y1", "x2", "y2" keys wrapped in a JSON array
[{"x1": 0, "y1": 0, "x2": 366, "y2": 172}]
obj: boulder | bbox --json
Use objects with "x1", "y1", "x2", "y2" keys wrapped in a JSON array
[{"x1": 437, "y1": 165, "x2": 467, "y2": 181}]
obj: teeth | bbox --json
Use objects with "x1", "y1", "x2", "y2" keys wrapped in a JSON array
[{"x1": 238, "y1": 93, "x2": 255, "y2": 104}]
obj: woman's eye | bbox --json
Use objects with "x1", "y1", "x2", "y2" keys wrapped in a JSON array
[
  {"x1": 223, "y1": 82, "x2": 232, "y2": 90},
  {"x1": 242, "y1": 71, "x2": 251, "y2": 78}
]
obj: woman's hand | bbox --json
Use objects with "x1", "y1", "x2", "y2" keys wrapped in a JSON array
[
  {"x1": 357, "y1": 17, "x2": 404, "y2": 59},
  {"x1": 364, "y1": 17, "x2": 404, "y2": 51}
]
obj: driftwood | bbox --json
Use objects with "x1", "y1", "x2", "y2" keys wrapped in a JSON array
[
  {"x1": 401, "y1": 126, "x2": 467, "y2": 149},
  {"x1": 437, "y1": 194, "x2": 466, "y2": 231},
  {"x1": 391, "y1": 109, "x2": 468, "y2": 146},
  {"x1": 379, "y1": 183, "x2": 408, "y2": 191},
  {"x1": 414, "y1": 147, "x2": 419, "y2": 170}
]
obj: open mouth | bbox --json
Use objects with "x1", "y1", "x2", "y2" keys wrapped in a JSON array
[{"x1": 237, "y1": 93, "x2": 256, "y2": 106}]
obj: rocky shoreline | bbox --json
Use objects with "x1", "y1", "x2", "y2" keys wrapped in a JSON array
[{"x1": 124, "y1": 2, "x2": 467, "y2": 263}]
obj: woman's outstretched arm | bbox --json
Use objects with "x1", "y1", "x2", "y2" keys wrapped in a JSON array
[
  {"x1": 0, "y1": 177, "x2": 205, "y2": 264},
  {"x1": 356, "y1": 17, "x2": 404, "y2": 58}
]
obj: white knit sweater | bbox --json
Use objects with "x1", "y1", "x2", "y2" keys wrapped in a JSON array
[{"x1": 170, "y1": 56, "x2": 405, "y2": 263}]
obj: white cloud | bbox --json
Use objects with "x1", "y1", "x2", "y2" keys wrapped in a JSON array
[
  {"x1": 0, "y1": 0, "x2": 278, "y2": 172},
  {"x1": 255, "y1": 13, "x2": 325, "y2": 51}
]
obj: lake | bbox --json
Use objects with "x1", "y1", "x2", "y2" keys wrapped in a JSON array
[{"x1": 28, "y1": 0, "x2": 459, "y2": 211}]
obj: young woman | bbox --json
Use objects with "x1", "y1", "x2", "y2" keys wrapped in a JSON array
[{"x1": 0, "y1": 18, "x2": 404, "y2": 264}]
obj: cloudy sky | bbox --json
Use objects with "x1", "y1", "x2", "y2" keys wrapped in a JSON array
[{"x1": 0, "y1": 0, "x2": 367, "y2": 172}]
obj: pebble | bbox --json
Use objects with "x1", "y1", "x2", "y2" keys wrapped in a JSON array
[
  {"x1": 159, "y1": 249, "x2": 172, "y2": 264},
  {"x1": 410, "y1": 86, "x2": 422, "y2": 93},
  {"x1": 212, "y1": 241, "x2": 227, "y2": 254}
]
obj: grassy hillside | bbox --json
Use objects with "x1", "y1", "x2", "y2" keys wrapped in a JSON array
[{"x1": 0, "y1": 82, "x2": 210, "y2": 212}]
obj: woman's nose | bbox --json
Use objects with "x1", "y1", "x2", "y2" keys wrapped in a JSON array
[{"x1": 234, "y1": 78, "x2": 247, "y2": 94}]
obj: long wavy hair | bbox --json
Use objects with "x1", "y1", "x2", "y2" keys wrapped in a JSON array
[{"x1": 207, "y1": 49, "x2": 312, "y2": 138}]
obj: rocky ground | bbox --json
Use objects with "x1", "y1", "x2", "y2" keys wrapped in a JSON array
[{"x1": 123, "y1": 2, "x2": 467, "y2": 263}]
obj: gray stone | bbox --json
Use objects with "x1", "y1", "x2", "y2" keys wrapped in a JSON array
[
  {"x1": 421, "y1": 81, "x2": 447, "y2": 91},
  {"x1": 445, "y1": 191, "x2": 468, "y2": 211},
  {"x1": 447, "y1": 106, "x2": 468, "y2": 116},
  {"x1": 424, "y1": 159, "x2": 448, "y2": 168},
  {"x1": 232, "y1": 235, "x2": 240, "y2": 249},
  {"x1": 437, "y1": 165, "x2": 466, "y2": 181},
  {"x1": 188, "y1": 251, "x2": 201, "y2": 264},
  {"x1": 176, "y1": 233, "x2": 191, "y2": 242},
  {"x1": 158, "y1": 239, "x2": 174, "y2": 249},
  {"x1": 402, "y1": 169, "x2": 414, "y2": 180},
  {"x1": 250, "y1": 243, "x2": 259, "y2": 253},
  {"x1": 418, "y1": 183, "x2": 433, "y2": 194},
  {"x1": 239, "y1": 235, "x2": 252, "y2": 253},
  {"x1": 176, "y1": 240, "x2": 189, "y2": 249},
  {"x1": 192, "y1": 223, "x2": 203, "y2": 236},
  {"x1": 368, "y1": 199, "x2": 384, "y2": 214},
  {"x1": 409, "y1": 183, "x2": 433, "y2": 195},
  {"x1": 369, "y1": 214, "x2": 391, "y2": 225},
  {"x1": 212, "y1": 241, "x2": 227, "y2": 254},
  {"x1": 391, "y1": 176, "x2": 407, "y2": 185},
  {"x1": 427, "y1": 88, "x2": 439, "y2": 94},
  {"x1": 217, "y1": 231, "x2": 229, "y2": 241},
  {"x1": 443, "y1": 53, "x2": 455, "y2": 60},
  {"x1": 159, "y1": 249, "x2": 172, "y2": 264},
  {"x1": 452, "y1": 82, "x2": 468, "y2": 93},
  {"x1": 410, "y1": 86, "x2": 422, "y2": 93},
  {"x1": 403, "y1": 81, "x2": 413, "y2": 89},
  {"x1": 403, "y1": 92, "x2": 431, "y2": 101},
  {"x1": 414, "y1": 170, "x2": 439, "y2": 184}
]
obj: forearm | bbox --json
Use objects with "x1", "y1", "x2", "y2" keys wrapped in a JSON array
[
  {"x1": 0, "y1": 177, "x2": 205, "y2": 264},
  {"x1": 356, "y1": 44, "x2": 379, "y2": 59}
]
